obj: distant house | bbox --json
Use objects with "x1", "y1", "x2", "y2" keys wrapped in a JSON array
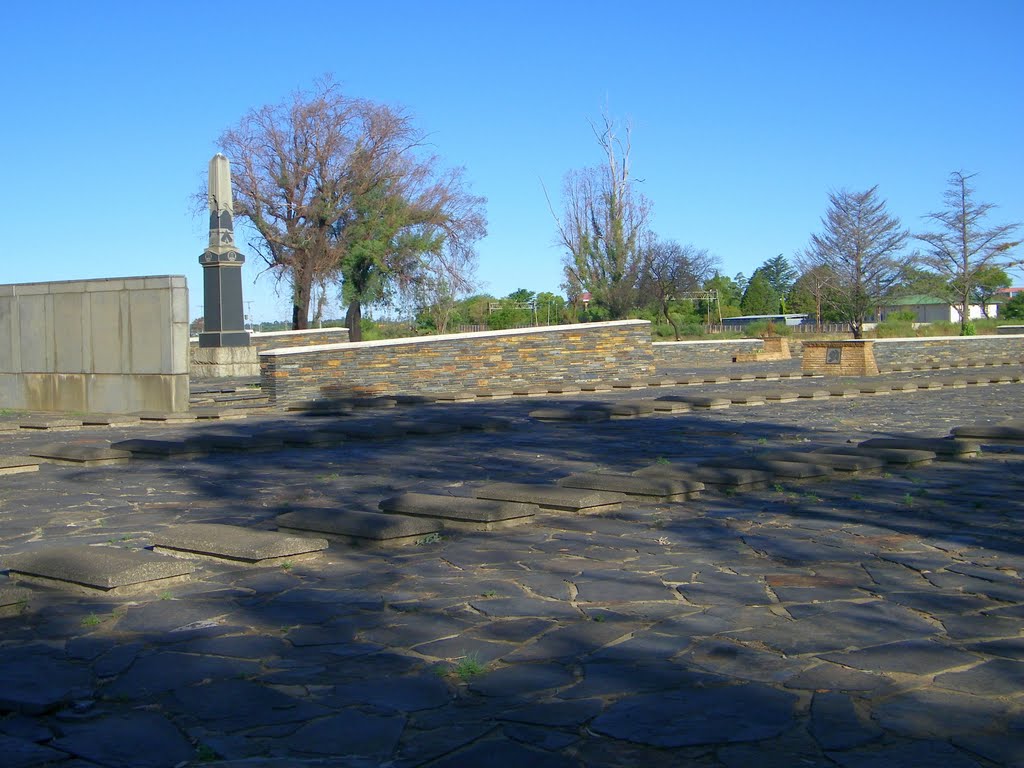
[
  {"x1": 878, "y1": 295, "x2": 998, "y2": 323},
  {"x1": 996, "y1": 287, "x2": 1024, "y2": 300},
  {"x1": 721, "y1": 313, "x2": 808, "y2": 329}
]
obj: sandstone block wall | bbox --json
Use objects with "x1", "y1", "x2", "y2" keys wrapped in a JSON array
[
  {"x1": 260, "y1": 320, "x2": 654, "y2": 403},
  {"x1": 872, "y1": 334, "x2": 1024, "y2": 369},
  {"x1": 652, "y1": 339, "x2": 762, "y2": 368},
  {"x1": 802, "y1": 341, "x2": 880, "y2": 376},
  {"x1": 0, "y1": 276, "x2": 190, "y2": 412}
]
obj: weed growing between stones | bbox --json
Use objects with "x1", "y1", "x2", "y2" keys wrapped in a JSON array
[
  {"x1": 452, "y1": 654, "x2": 485, "y2": 680},
  {"x1": 81, "y1": 613, "x2": 105, "y2": 628},
  {"x1": 417, "y1": 533, "x2": 443, "y2": 545},
  {"x1": 480, "y1": 590, "x2": 498, "y2": 598}
]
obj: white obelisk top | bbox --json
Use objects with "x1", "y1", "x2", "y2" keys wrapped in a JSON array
[{"x1": 207, "y1": 153, "x2": 236, "y2": 250}]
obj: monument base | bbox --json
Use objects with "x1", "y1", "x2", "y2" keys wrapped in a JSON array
[
  {"x1": 191, "y1": 346, "x2": 260, "y2": 379},
  {"x1": 198, "y1": 330, "x2": 251, "y2": 348}
]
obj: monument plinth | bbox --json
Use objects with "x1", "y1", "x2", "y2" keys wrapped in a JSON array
[{"x1": 198, "y1": 153, "x2": 249, "y2": 349}]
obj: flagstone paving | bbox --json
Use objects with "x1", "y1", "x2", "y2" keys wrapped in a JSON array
[{"x1": 0, "y1": 368, "x2": 1022, "y2": 766}]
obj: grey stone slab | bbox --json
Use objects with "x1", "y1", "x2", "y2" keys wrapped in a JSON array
[
  {"x1": 591, "y1": 684, "x2": 798, "y2": 747},
  {"x1": 474, "y1": 482, "x2": 625, "y2": 513},
  {"x1": 190, "y1": 407, "x2": 249, "y2": 420},
  {"x1": 81, "y1": 413, "x2": 142, "y2": 426},
  {"x1": 152, "y1": 523, "x2": 328, "y2": 564},
  {"x1": 378, "y1": 492, "x2": 536, "y2": 530},
  {"x1": 275, "y1": 508, "x2": 441, "y2": 545},
  {"x1": 135, "y1": 411, "x2": 198, "y2": 423},
  {"x1": 934, "y1": 658, "x2": 1024, "y2": 695},
  {"x1": 557, "y1": 472, "x2": 703, "y2": 501},
  {"x1": 683, "y1": 466, "x2": 774, "y2": 488},
  {"x1": 52, "y1": 712, "x2": 194, "y2": 768},
  {"x1": 185, "y1": 432, "x2": 285, "y2": 452},
  {"x1": 952, "y1": 423, "x2": 1024, "y2": 441},
  {"x1": 579, "y1": 381, "x2": 613, "y2": 392},
  {"x1": 29, "y1": 443, "x2": 132, "y2": 466},
  {"x1": 320, "y1": 422, "x2": 407, "y2": 440},
  {"x1": 872, "y1": 688, "x2": 1015, "y2": 740},
  {"x1": 392, "y1": 419, "x2": 462, "y2": 435},
  {"x1": 4, "y1": 546, "x2": 194, "y2": 593},
  {"x1": 0, "y1": 456, "x2": 41, "y2": 475},
  {"x1": 827, "y1": 741, "x2": 985, "y2": 768},
  {"x1": 0, "y1": 648, "x2": 93, "y2": 714},
  {"x1": 963, "y1": 637, "x2": 1024, "y2": 659},
  {"x1": 109, "y1": 438, "x2": 208, "y2": 458},
  {"x1": 783, "y1": 662, "x2": 889, "y2": 692},
  {"x1": 798, "y1": 389, "x2": 833, "y2": 399},
  {"x1": 815, "y1": 445, "x2": 936, "y2": 466},
  {"x1": 284, "y1": 399, "x2": 354, "y2": 414},
  {"x1": 512, "y1": 385, "x2": 552, "y2": 396},
  {"x1": 729, "y1": 393, "x2": 766, "y2": 405},
  {"x1": 700, "y1": 456, "x2": 833, "y2": 479},
  {"x1": 657, "y1": 394, "x2": 731, "y2": 409},
  {"x1": 810, "y1": 691, "x2": 883, "y2": 750},
  {"x1": 432, "y1": 390, "x2": 476, "y2": 402},
  {"x1": 546, "y1": 382, "x2": 582, "y2": 394},
  {"x1": 677, "y1": 572, "x2": 773, "y2": 607},
  {"x1": 529, "y1": 407, "x2": 609, "y2": 423},
  {"x1": 762, "y1": 390, "x2": 801, "y2": 402},
  {"x1": 819, "y1": 639, "x2": 977, "y2": 674},
  {"x1": 350, "y1": 396, "x2": 399, "y2": 408},
  {"x1": 828, "y1": 387, "x2": 862, "y2": 397},
  {"x1": 649, "y1": 399, "x2": 692, "y2": 412},
  {"x1": 760, "y1": 450, "x2": 885, "y2": 472},
  {"x1": 858, "y1": 383, "x2": 893, "y2": 394},
  {"x1": 259, "y1": 428, "x2": 344, "y2": 447},
  {"x1": 17, "y1": 416, "x2": 83, "y2": 430},
  {"x1": 858, "y1": 436, "x2": 981, "y2": 457},
  {"x1": 467, "y1": 662, "x2": 575, "y2": 697}
]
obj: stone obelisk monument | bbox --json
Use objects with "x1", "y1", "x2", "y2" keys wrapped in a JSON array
[{"x1": 198, "y1": 154, "x2": 250, "y2": 348}]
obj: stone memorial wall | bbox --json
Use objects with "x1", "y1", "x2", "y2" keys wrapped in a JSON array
[
  {"x1": 872, "y1": 334, "x2": 1024, "y2": 369},
  {"x1": 0, "y1": 276, "x2": 189, "y2": 412},
  {"x1": 260, "y1": 320, "x2": 654, "y2": 402}
]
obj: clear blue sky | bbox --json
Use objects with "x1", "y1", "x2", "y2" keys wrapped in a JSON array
[{"x1": 3, "y1": 1, "x2": 1022, "y2": 323}]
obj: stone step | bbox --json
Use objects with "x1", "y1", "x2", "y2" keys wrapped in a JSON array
[
  {"x1": 611, "y1": 380, "x2": 649, "y2": 390},
  {"x1": 109, "y1": 438, "x2": 209, "y2": 459},
  {"x1": 151, "y1": 523, "x2": 328, "y2": 565},
  {"x1": 473, "y1": 482, "x2": 625, "y2": 514},
  {"x1": 556, "y1": 472, "x2": 703, "y2": 501},
  {"x1": 760, "y1": 450, "x2": 885, "y2": 472},
  {"x1": 814, "y1": 445, "x2": 936, "y2": 466},
  {"x1": 635, "y1": 465, "x2": 774, "y2": 490},
  {"x1": 0, "y1": 456, "x2": 42, "y2": 475},
  {"x1": 858, "y1": 437, "x2": 981, "y2": 458},
  {"x1": 4, "y1": 546, "x2": 194, "y2": 594},
  {"x1": 546, "y1": 382, "x2": 582, "y2": 394},
  {"x1": 29, "y1": 443, "x2": 132, "y2": 466},
  {"x1": 950, "y1": 424, "x2": 1024, "y2": 442},
  {"x1": 859, "y1": 384, "x2": 893, "y2": 395},
  {"x1": 378, "y1": 492, "x2": 536, "y2": 530},
  {"x1": 513, "y1": 385, "x2": 552, "y2": 397},
  {"x1": 699, "y1": 456, "x2": 833, "y2": 479},
  {"x1": 275, "y1": 508, "x2": 442, "y2": 546}
]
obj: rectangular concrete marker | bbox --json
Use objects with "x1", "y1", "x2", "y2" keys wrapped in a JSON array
[
  {"x1": 81, "y1": 414, "x2": 142, "y2": 427},
  {"x1": 815, "y1": 445, "x2": 936, "y2": 466},
  {"x1": 729, "y1": 394, "x2": 766, "y2": 406},
  {"x1": 18, "y1": 417, "x2": 83, "y2": 431},
  {"x1": 700, "y1": 456, "x2": 834, "y2": 479},
  {"x1": 951, "y1": 424, "x2": 1024, "y2": 442},
  {"x1": 260, "y1": 428, "x2": 344, "y2": 447},
  {"x1": 556, "y1": 472, "x2": 703, "y2": 501},
  {"x1": 136, "y1": 412, "x2": 199, "y2": 423},
  {"x1": 688, "y1": 466, "x2": 774, "y2": 489},
  {"x1": 828, "y1": 387, "x2": 861, "y2": 398},
  {"x1": 392, "y1": 419, "x2": 462, "y2": 436},
  {"x1": 657, "y1": 395, "x2": 731, "y2": 409},
  {"x1": 858, "y1": 437, "x2": 981, "y2": 458},
  {"x1": 0, "y1": 456, "x2": 42, "y2": 475},
  {"x1": 29, "y1": 443, "x2": 133, "y2": 466},
  {"x1": 318, "y1": 422, "x2": 408, "y2": 440},
  {"x1": 760, "y1": 450, "x2": 885, "y2": 472},
  {"x1": 152, "y1": 523, "x2": 328, "y2": 565},
  {"x1": 650, "y1": 400, "x2": 691, "y2": 413},
  {"x1": 275, "y1": 508, "x2": 441, "y2": 546},
  {"x1": 378, "y1": 493, "x2": 537, "y2": 530},
  {"x1": 579, "y1": 382, "x2": 613, "y2": 392},
  {"x1": 762, "y1": 390, "x2": 801, "y2": 402},
  {"x1": 109, "y1": 438, "x2": 209, "y2": 459},
  {"x1": 186, "y1": 433, "x2": 287, "y2": 453},
  {"x1": 474, "y1": 482, "x2": 625, "y2": 513},
  {"x1": 530, "y1": 407, "x2": 609, "y2": 423},
  {"x1": 190, "y1": 408, "x2": 249, "y2": 421},
  {"x1": 797, "y1": 389, "x2": 832, "y2": 399},
  {"x1": 4, "y1": 546, "x2": 194, "y2": 594}
]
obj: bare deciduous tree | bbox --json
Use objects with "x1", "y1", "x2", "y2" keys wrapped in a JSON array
[
  {"x1": 640, "y1": 238, "x2": 719, "y2": 339},
  {"x1": 915, "y1": 171, "x2": 1021, "y2": 334},
  {"x1": 547, "y1": 113, "x2": 652, "y2": 320},
  {"x1": 218, "y1": 78, "x2": 485, "y2": 333},
  {"x1": 802, "y1": 186, "x2": 914, "y2": 338}
]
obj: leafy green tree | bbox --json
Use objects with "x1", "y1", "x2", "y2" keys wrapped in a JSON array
[
  {"x1": 740, "y1": 270, "x2": 780, "y2": 315},
  {"x1": 757, "y1": 254, "x2": 798, "y2": 296},
  {"x1": 535, "y1": 291, "x2": 567, "y2": 324},
  {"x1": 916, "y1": 171, "x2": 1021, "y2": 335},
  {"x1": 971, "y1": 265, "x2": 1012, "y2": 318},
  {"x1": 704, "y1": 274, "x2": 743, "y2": 318},
  {"x1": 1003, "y1": 292, "x2": 1024, "y2": 320},
  {"x1": 787, "y1": 265, "x2": 842, "y2": 326}
]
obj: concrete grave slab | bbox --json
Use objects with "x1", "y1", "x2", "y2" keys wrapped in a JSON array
[
  {"x1": 109, "y1": 438, "x2": 208, "y2": 459},
  {"x1": 259, "y1": 428, "x2": 345, "y2": 447},
  {"x1": 444, "y1": 414, "x2": 517, "y2": 431},
  {"x1": 392, "y1": 419, "x2": 462, "y2": 436},
  {"x1": 350, "y1": 396, "x2": 398, "y2": 409},
  {"x1": 0, "y1": 456, "x2": 42, "y2": 475},
  {"x1": 859, "y1": 383, "x2": 893, "y2": 395},
  {"x1": 729, "y1": 394, "x2": 766, "y2": 406},
  {"x1": 760, "y1": 450, "x2": 885, "y2": 472},
  {"x1": 762, "y1": 390, "x2": 801, "y2": 402},
  {"x1": 474, "y1": 388, "x2": 514, "y2": 399},
  {"x1": 657, "y1": 394, "x2": 731, "y2": 409},
  {"x1": 827, "y1": 387, "x2": 862, "y2": 397},
  {"x1": 557, "y1": 472, "x2": 703, "y2": 501},
  {"x1": 320, "y1": 422, "x2": 408, "y2": 440},
  {"x1": 81, "y1": 413, "x2": 142, "y2": 426},
  {"x1": 512, "y1": 385, "x2": 551, "y2": 397},
  {"x1": 700, "y1": 456, "x2": 833, "y2": 479},
  {"x1": 858, "y1": 437, "x2": 981, "y2": 458},
  {"x1": 579, "y1": 381, "x2": 614, "y2": 392},
  {"x1": 815, "y1": 445, "x2": 936, "y2": 466},
  {"x1": 378, "y1": 492, "x2": 537, "y2": 530},
  {"x1": 275, "y1": 508, "x2": 441, "y2": 546},
  {"x1": 951, "y1": 424, "x2": 1024, "y2": 442},
  {"x1": 152, "y1": 523, "x2": 328, "y2": 565},
  {"x1": 797, "y1": 389, "x2": 832, "y2": 399},
  {"x1": 474, "y1": 482, "x2": 625, "y2": 514},
  {"x1": 4, "y1": 546, "x2": 194, "y2": 593},
  {"x1": 634, "y1": 464, "x2": 773, "y2": 490},
  {"x1": 650, "y1": 399, "x2": 692, "y2": 413},
  {"x1": 18, "y1": 417, "x2": 82, "y2": 431},
  {"x1": 29, "y1": 443, "x2": 132, "y2": 466},
  {"x1": 433, "y1": 391, "x2": 477, "y2": 402},
  {"x1": 529, "y1": 407, "x2": 609, "y2": 423},
  {"x1": 190, "y1": 408, "x2": 249, "y2": 420},
  {"x1": 284, "y1": 400, "x2": 354, "y2": 415},
  {"x1": 135, "y1": 411, "x2": 199, "y2": 423},
  {"x1": 547, "y1": 382, "x2": 582, "y2": 394}
]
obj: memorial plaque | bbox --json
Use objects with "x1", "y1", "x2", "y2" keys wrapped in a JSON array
[{"x1": 826, "y1": 347, "x2": 843, "y2": 364}]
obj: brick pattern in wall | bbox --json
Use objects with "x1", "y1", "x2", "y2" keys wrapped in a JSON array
[
  {"x1": 872, "y1": 335, "x2": 1024, "y2": 369},
  {"x1": 260, "y1": 320, "x2": 654, "y2": 403},
  {"x1": 652, "y1": 339, "x2": 762, "y2": 368},
  {"x1": 802, "y1": 341, "x2": 879, "y2": 376}
]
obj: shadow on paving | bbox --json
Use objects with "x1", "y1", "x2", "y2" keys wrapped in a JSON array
[{"x1": 0, "y1": 391, "x2": 1022, "y2": 766}]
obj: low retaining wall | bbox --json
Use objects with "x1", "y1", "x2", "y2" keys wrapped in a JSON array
[
  {"x1": 653, "y1": 339, "x2": 762, "y2": 368},
  {"x1": 0, "y1": 275, "x2": 189, "y2": 412},
  {"x1": 873, "y1": 334, "x2": 1024, "y2": 369},
  {"x1": 260, "y1": 320, "x2": 653, "y2": 402}
]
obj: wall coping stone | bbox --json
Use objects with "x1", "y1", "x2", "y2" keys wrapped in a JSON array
[
  {"x1": 872, "y1": 334, "x2": 1024, "y2": 343},
  {"x1": 261, "y1": 319, "x2": 650, "y2": 356},
  {"x1": 653, "y1": 338, "x2": 758, "y2": 347}
]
